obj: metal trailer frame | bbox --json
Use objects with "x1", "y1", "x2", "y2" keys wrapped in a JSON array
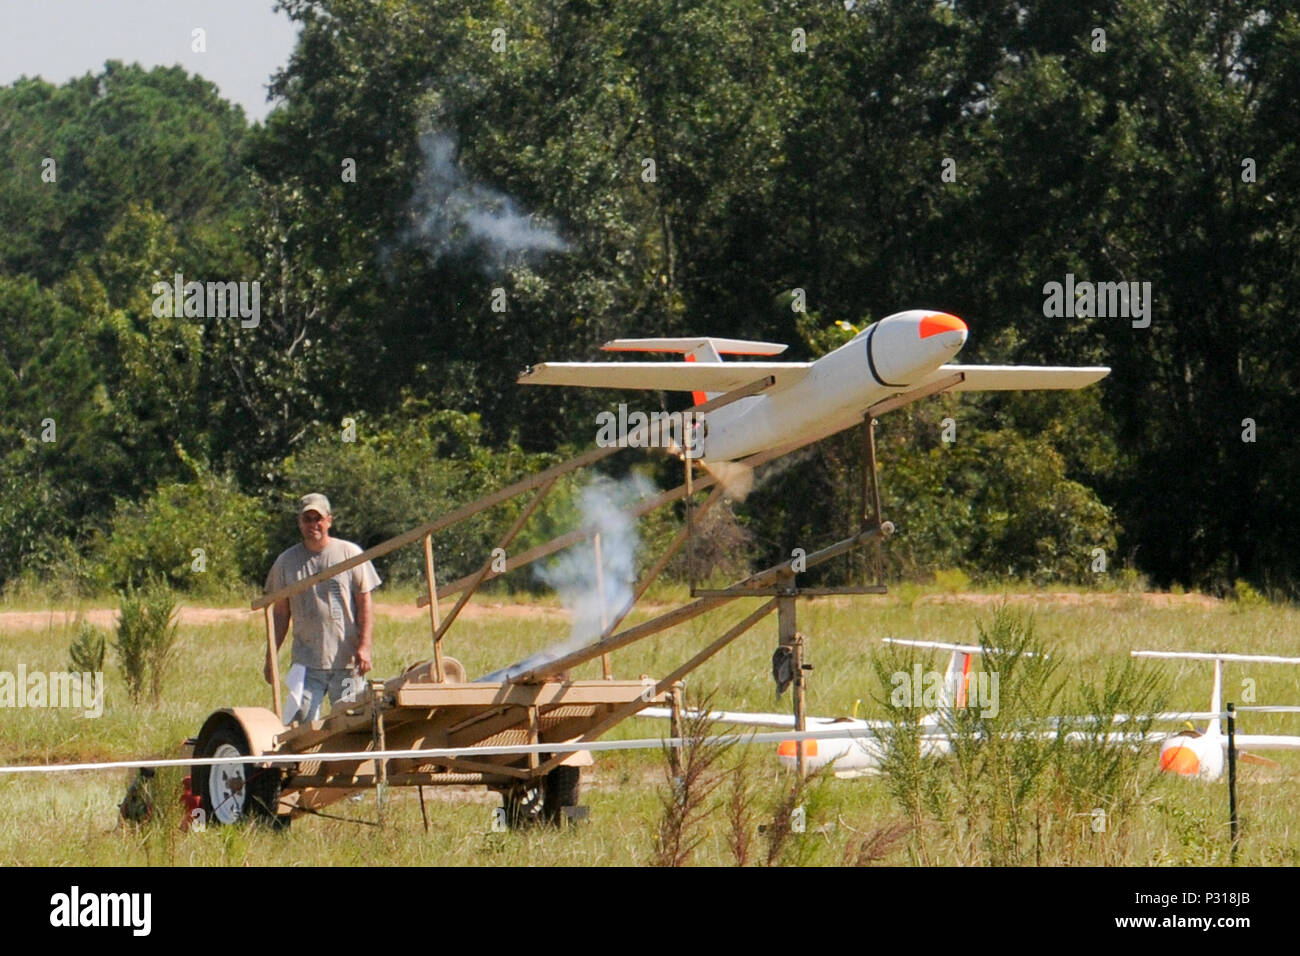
[{"x1": 193, "y1": 372, "x2": 933, "y2": 827}]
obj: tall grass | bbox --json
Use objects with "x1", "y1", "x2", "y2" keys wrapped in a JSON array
[
  {"x1": 1, "y1": 593, "x2": 1298, "y2": 865},
  {"x1": 67, "y1": 618, "x2": 107, "y2": 673},
  {"x1": 650, "y1": 694, "x2": 736, "y2": 867},
  {"x1": 872, "y1": 605, "x2": 1169, "y2": 864},
  {"x1": 114, "y1": 582, "x2": 180, "y2": 705}
]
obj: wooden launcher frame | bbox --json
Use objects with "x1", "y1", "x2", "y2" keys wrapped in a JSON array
[{"x1": 238, "y1": 371, "x2": 933, "y2": 820}]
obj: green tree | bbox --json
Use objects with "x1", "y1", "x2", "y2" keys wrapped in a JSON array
[{"x1": 0, "y1": 62, "x2": 250, "y2": 284}]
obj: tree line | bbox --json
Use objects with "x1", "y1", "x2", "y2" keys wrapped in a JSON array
[{"x1": 1, "y1": 0, "x2": 1296, "y2": 596}]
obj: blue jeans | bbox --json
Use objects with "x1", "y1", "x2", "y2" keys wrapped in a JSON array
[{"x1": 295, "y1": 667, "x2": 360, "y2": 723}]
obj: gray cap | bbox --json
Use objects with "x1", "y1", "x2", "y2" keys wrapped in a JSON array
[{"x1": 298, "y1": 493, "x2": 332, "y2": 516}]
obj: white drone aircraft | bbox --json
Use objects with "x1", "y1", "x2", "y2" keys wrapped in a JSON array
[
  {"x1": 1131, "y1": 650, "x2": 1300, "y2": 782},
  {"x1": 641, "y1": 638, "x2": 990, "y2": 777},
  {"x1": 518, "y1": 310, "x2": 1109, "y2": 462},
  {"x1": 644, "y1": 644, "x2": 1300, "y2": 781}
]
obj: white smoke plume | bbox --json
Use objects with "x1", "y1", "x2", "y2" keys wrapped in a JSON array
[
  {"x1": 477, "y1": 474, "x2": 655, "y2": 682},
  {"x1": 404, "y1": 130, "x2": 567, "y2": 266},
  {"x1": 746, "y1": 444, "x2": 820, "y2": 496}
]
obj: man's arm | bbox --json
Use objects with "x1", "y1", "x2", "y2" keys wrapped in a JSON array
[
  {"x1": 354, "y1": 589, "x2": 373, "y2": 675},
  {"x1": 264, "y1": 597, "x2": 291, "y2": 685}
]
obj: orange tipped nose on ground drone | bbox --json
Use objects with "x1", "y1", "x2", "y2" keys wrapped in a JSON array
[
  {"x1": 1159, "y1": 742, "x2": 1201, "y2": 775},
  {"x1": 778, "y1": 739, "x2": 818, "y2": 758},
  {"x1": 918, "y1": 312, "x2": 967, "y2": 338}
]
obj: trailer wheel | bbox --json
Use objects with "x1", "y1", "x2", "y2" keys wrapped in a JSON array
[
  {"x1": 193, "y1": 717, "x2": 283, "y2": 827},
  {"x1": 502, "y1": 764, "x2": 581, "y2": 828},
  {"x1": 544, "y1": 765, "x2": 581, "y2": 819}
]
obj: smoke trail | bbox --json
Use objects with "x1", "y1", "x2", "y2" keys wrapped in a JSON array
[
  {"x1": 403, "y1": 130, "x2": 567, "y2": 266},
  {"x1": 477, "y1": 474, "x2": 655, "y2": 682},
  {"x1": 747, "y1": 444, "x2": 820, "y2": 496}
]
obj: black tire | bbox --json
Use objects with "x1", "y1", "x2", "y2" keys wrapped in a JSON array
[
  {"x1": 192, "y1": 717, "x2": 282, "y2": 827},
  {"x1": 502, "y1": 764, "x2": 581, "y2": 828},
  {"x1": 544, "y1": 765, "x2": 581, "y2": 819}
]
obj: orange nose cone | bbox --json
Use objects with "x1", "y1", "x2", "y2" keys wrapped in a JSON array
[
  {"x1": 918, "y1": 313, "x2": 967, "y2": 339},
  {"x1": 777, "y1": 740, "x2": 818, "y2": 758},
  {"x1": 1160, "y1": 743, "x2": 1200, "y2": 776}
]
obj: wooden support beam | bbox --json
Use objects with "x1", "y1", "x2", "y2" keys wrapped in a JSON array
[
  {"x1": 395, "y1": 679, "x2": 653, "y2": 709},
  {"x1": 685, "y1": 451, "x2": 696, "y2": 593},
  {"x1": 772, "y1": 582, "x2": 808, "y2": 777},
  {"x1": 420, "y1": 461, "x2": 729, "y2": 606},
  {"x1": 793, "y1": 632, "x2": 808, "y2": 778},
  {"x1": 695, "y1": 524, "x2": 893, "y2": 598},
  {"x1": 256, "y1": 375, "x2": 775, "y2": 611},
  {"x1": 507, "y1": 594, "x2": 734, "y2": 683},
  {"x1": 371, "y1": 680, "x2": 387, "y2": 817},
  {"x1": 583, "y1": 483, "x2": 727, "y2": 677},
  {"x1": 287, "y1": 772, "x2": 508, "y2": 788},
  {"x1": 509, "y1": 523, "x2": 887, "y2": 685},
  {"x1": 277, "y1": 712, "x2": 376, "y2": 752},
  {"x1": 433, "y1": 477, "x2": 556, "y2": 645},
  {"x1": 595, "y1": 534, "x2": 612, "y2": 679},
  {"x1": 669, "y1": 684, "x2": 684, "y2": 778},
  {"x1": 531, "y1": 599, "x2": 777, "y2": 776},
  {"x1": 423, "y1": 534, "x2": 444, "y2": 682},
  {"x1": 865, "y1": 372, "x2": 964, "y2": 418},
  {"x1": 862, "y1": 417, "x2": 885, "y2": 585},
  {"x1": 416, "y1": 397, "x2": 793, "y2": 609},
  {"x1": 428, "y1": 756, "x2": 531, "y2": 779},
  {"x1": 264, "y1": 605, "x2": 282, "y2": 720},
  {"x1": 527, "y1": 706, "x2": 540, "y2": 775},
  {"x1": 418, "y1": 482, "x2": 697, "y2": 606},
  {"x1": 629, "y1": 484, "x2": 724, "y2": 613},
  {"x1": 772, "y1": 586, "x2": 889, "y2": 596}
]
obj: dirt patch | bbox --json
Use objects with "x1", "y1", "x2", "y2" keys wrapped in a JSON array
[
  {"x1": 372, "y1": 602, "x2": 573, "y2": 622},
  {"x1": 914, "y1": 591, "x2": 1221, "y2": 609},
  {"x1": 0, "y1": 601, "x2": 574, "y2": 635},
  {"x1": 0, "y1": 591, "x2": 1220, "y2": 635}
]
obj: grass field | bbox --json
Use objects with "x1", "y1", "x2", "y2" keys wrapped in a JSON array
[{"x1": 1, "y1": 586, "x2": 1298, "y2": 866}]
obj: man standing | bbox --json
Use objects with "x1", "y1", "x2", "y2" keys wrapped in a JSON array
[{"x1": 264, "y1": 493, "x2": 382, "y2": 723}]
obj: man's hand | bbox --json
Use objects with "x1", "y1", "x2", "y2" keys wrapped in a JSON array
[{"x1": 355, "y1": 644, "x2": 372, "y2": 675}]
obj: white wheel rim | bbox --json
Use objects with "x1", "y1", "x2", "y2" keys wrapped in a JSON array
[
  {"x1": 516, "y1": 786, "x2": 542, "y2": 818},
  {"x1": 209, "y1": 743, "x2": 248, "y2": 824}
]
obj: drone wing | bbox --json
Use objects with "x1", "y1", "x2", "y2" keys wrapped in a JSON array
[
  {"x1": 916, "y1": 365, "x2": 1111, "y2": 392},
  {"x1": 517, "y1": 361, "x2": 810, "y2": 393}
]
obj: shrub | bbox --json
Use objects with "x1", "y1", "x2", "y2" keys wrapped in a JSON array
[
  {"x1": 0, "y1": 469, "x2": 77, "y2": 589},
  {"x1": 932, "y1": 568, "x2": 971, "y2": 593},
  {"x1": 96, "y1": 473, "x2": 270, "y2": 595},
  {"x1": 649, "y1": 693, "x2": 736, "y2": 867},
  {"x1": 68, "y1": 618, "x2": 107, "y2": 673},
  {"x1": 1232, "y1": 578, "x2": 1267, "y2": 608},
  {"x1": 114, "y1": 581, "x2": 180, "y2": 705},
  {"x1": 872, "y1": 606, "x2": 1167, "y2": 865},
  {"x1": 886, "y1": 426, "x2": 1118, "y2": 584}
]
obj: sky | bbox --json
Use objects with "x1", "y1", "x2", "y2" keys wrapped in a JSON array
[{"x1": 0, "y1": 0, "x2": 300, "y2": 122}]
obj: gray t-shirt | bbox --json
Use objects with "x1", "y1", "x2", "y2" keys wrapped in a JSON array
[{"x1": 265, "y1": 539, "x2": 382, "y2": 670}]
